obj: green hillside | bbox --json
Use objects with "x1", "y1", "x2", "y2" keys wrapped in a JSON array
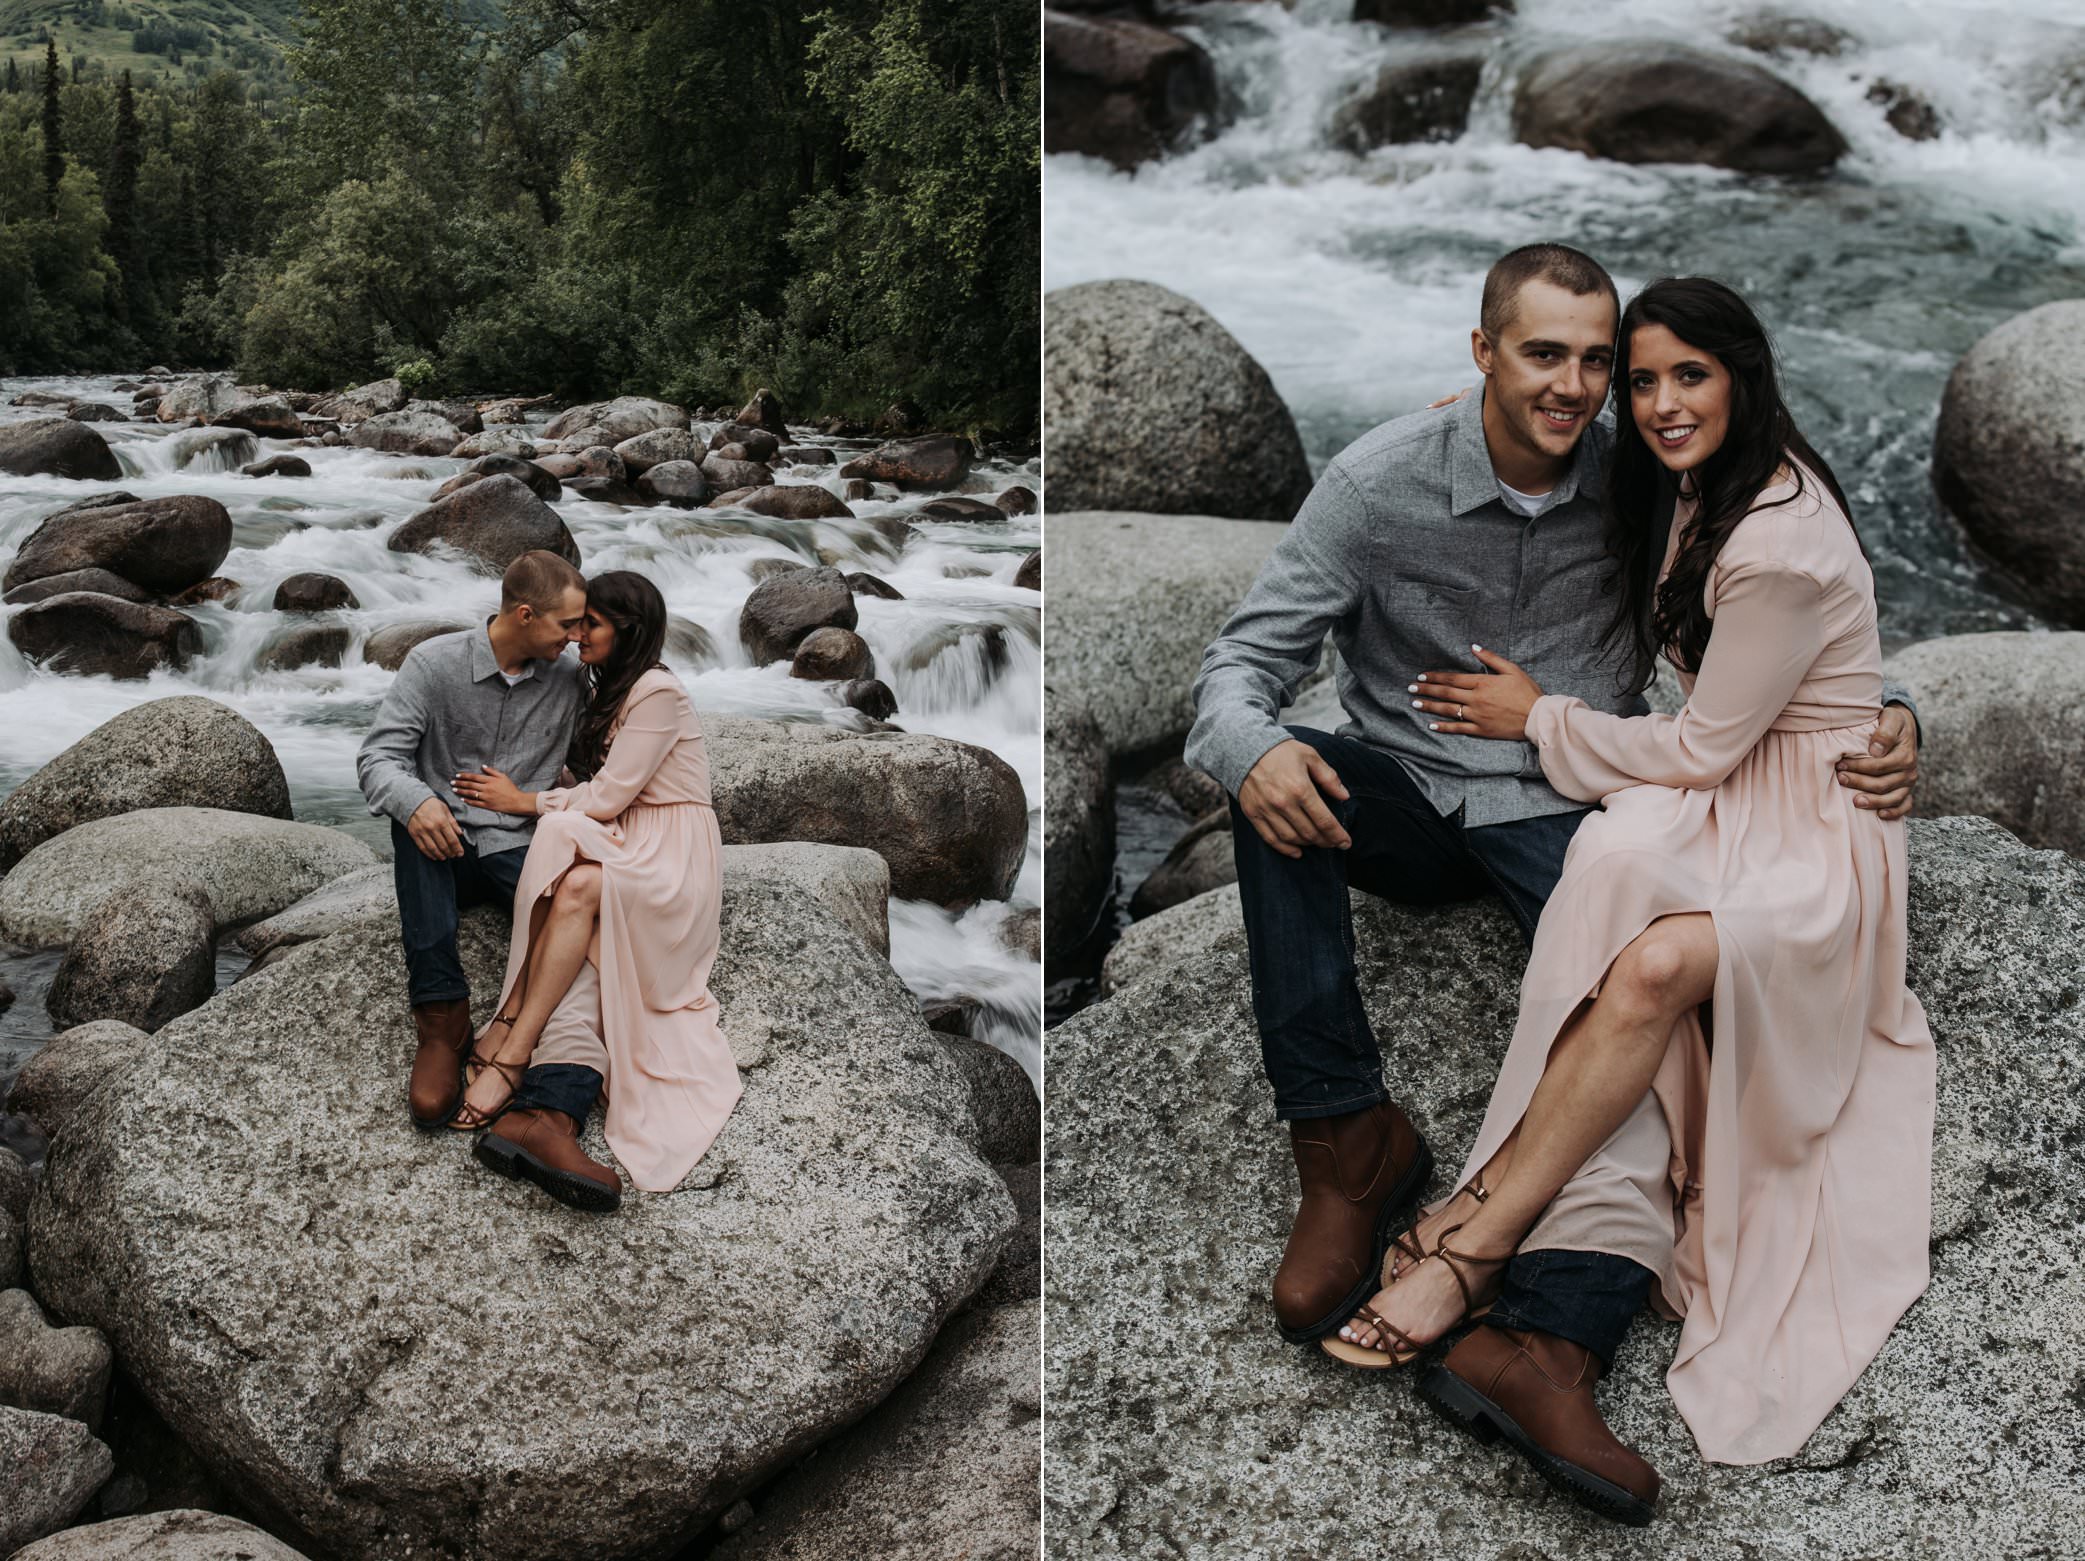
[{"x1": 0, "y1": 0, "x2": 300, "y2": 86}]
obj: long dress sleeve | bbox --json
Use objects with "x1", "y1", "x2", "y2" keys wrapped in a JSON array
[
  {"x1": 536, "y1": 685, "x2": 681, "y2": 820},
  {"x1": 1525, "y1": 560, "x2": 1827, "y2": 802}
]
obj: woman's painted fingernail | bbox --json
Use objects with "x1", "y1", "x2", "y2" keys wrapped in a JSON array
[
  {"x1": 1408, "y1": 684, "x2": 1418, "y2": 693},
  {"x1": 1411, "y1": 700, "x2": 1424, "y2": 709}
]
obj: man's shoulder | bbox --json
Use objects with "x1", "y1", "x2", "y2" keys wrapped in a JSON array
[
  {"x1": 396, "y1": 628, "x2": 474, "y2": 681},
  {"x1": 1322, "y1": 402, "x2": 1461, "y2": 492}
]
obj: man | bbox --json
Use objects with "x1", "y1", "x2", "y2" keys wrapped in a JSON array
[
  {"x1": 355, "y1": 549, "x2": 619, "y2": 1208},
  {"x1": 1184, "y1": 244, "x2": 1921, "y2": 1519}
]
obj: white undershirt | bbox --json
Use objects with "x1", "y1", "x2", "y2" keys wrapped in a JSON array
[
  {"x1": 1497, "y1": 478, "x2": 1561, "y2": 519},
  {"x1": 497, "y1": 668, "x2": 527, "y2": 687}
]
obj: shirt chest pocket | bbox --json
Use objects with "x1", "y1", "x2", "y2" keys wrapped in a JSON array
[{"x1": 1379, "y1": 577, "x2": 1480, "y2": 665}]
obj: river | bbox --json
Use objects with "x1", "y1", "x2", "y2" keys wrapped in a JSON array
[{"x1": 0, "y1": 380, "x2": 1042, "y2": 1120}]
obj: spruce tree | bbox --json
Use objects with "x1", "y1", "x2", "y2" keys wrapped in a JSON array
[
  {"x1": 107, "y1": 69, "x2": 141, "y2": 320},
  {"x1": 41, "y1": 40, "x2": 62, "y2": 215},
  {"x1": 4, "y1": 58, "x2": 18, "y2": 95}
]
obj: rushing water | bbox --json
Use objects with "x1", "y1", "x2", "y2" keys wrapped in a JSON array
[
  {"x1": 1046, "y1": 0, "x2": 2085, "y2": 648},
  {"x1": 0, "y1": 379, "x2": 1042, "y2": 1093}
]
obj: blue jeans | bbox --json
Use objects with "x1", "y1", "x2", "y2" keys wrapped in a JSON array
[
  {"x1": 513, "y1": 1062, "x2": 603, "y2": 1124},
  {"x1": 1230, "y1": 726, "x2": 1652, "y2": 1362},
  {"x1": 391, "y1": 819, "x2": 530, "y2": 1007}
]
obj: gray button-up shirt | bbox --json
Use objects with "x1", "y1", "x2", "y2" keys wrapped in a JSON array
[
  {"x1": 356, "y1": 621, "x2": 587, "y2": 856},
  {"x1": 1187, "y1": 385, "x2": 1917, "y2": 827}
]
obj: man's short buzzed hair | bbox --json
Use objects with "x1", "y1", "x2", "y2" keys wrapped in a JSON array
[
  {"x1": 500, "y1": 550, "x2": 586, "y2": 614},
  {"x1": 1480, "y1": 243, "x2": 1620, "y2": 339}
]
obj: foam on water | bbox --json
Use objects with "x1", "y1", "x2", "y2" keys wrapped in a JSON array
[
  {"x1": 1047, "y1": 0, "x2": 2085, "y2": 646},
  {"x1": 0, "y1": 386, "x2": 1042, "y2": 1083}
]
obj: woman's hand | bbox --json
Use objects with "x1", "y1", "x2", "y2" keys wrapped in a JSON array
[
  {"x1": 1410, "y1": 646, "x2": 1543, "y2": 740},
  {"x1": 453, "y1": 764, "x2": 533, "y2": 815}
]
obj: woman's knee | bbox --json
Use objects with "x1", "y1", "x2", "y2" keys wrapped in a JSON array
[
  {"x1": 553, "y1": 863, "x2": 602, "y2": 914},
  {"x1": 1609, "y1": 919, "x2": 1712, "y2": 1017}
]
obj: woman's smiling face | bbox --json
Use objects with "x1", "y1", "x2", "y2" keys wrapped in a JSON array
[
  {"x1": 577, "y1": 606, "x2": 618, "y2": 666},
  {"x1": 1627, "y1": 323, "x2": 1733, "y2": 475}
]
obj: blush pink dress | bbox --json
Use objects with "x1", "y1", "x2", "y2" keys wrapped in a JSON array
[
  {"x1": 490, "y1": 666, "x2": 741, "y2": 1191},
  {"x1": 1452, "y1": 466, "x2": 1936, "y2": 1464}
]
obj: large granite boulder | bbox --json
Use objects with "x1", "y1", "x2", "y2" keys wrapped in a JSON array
[
  {"x1": 310, "y1": 378, "x2": 407, "y2": 424},
  {"x1": 387, "y1": 475, "x2": 581, "y2": 573},
  {"x1": 361, "y1": 619, "x2": 471, "y2": 670},
  {"x1": 0, "y1": 701, "x2": 292, "y2": 872},
  {"x1": 346, "y1": 408, "x2": 464, "y2": 457},
  {"x1": 4, "y1": 495, "x2": 232, "y2": 596},
  {"x1": 738, "y1": 566, "x2": 860, "y2": 665},
  {"x1": 10, "y1": 1510, "x2": 312, "y2": 1560},
  {"x1": 1331, "y1": 52, "x2": 1484, "y2": 150},
  {"x1": 1048, "y1": 817, "x2": 2085, "y2": 1556},
  {"x1": 210, "y1": 395, "x2": 301, "y2": 439},
  {"x1": 47, "y1": 881, "x2": 218, "y2": 1034},
  {"x1": 0, "y1": 1405, "x2": 113, "y2": 1555},
  {"x1": 541, "y1": 396, "x2": 688, "y2": 444},
  {"x1": 0, "y1": 809, "x2": 377, "y2": 949},
  {"x1": 153, "y1": 374, "x2": 239, "y2": 424},
  {"x1": 1043, "y1": 692, "x2": 1115, "y2": 965},
  {"x1": 729, "y1": 485, "x2": 855, "y2": 521},
  {"x1": 708, "y1": 717, "x2": 1027, "y2": 907},
  {"x1": 7, "y1": 594, "x2": 201, "y2": 680},
  {"x1": 449, "y1": 426, "x2": 537, "y2": 460},
  {"x1": 255, "y1": 623, "x2": 351, "y2": 673},
  {"x1": 836, "y1": 436, "x2": 973, "y2": 489},
  {"x1": 1933, "y1": 301, "x2": 2085, "y2": 628},
  {"x1": 613, "y1": 426, "x2": 705, "y2": 473},
  {"x1": 431, "y1": 453, "x2": 561, "y2": 504},
  {"x1": 0, "y1": 1287, "x2": 114, "y2": 1429},
  {"x1": 1884, "y1": 632, "x2": 2085, "y2": 856},
  {"x1": 1513, "y1": 43, "x2": 1847, "y2": 173},
  {"x1": 1129, "y1": 810, "x2": 1235, "y2": 917},
  {"x1": 1045, "y1": 282, "x2": 1312, "y2": 522},
  {"x1": 168, "y1": 427, "x2": 257, "y2": 472},
  {"x1": 0, "y1": 418, "x2": 123, "y2": 480},
  {"x1": 3, "y1": 567, "x2": 152, "y2": 607},
  {"x1": 5, "y1": 1021, "x2": 151, "y2": 1140},
  {"x1": 271, "y1": 572, "x2": 358, "y2": 612},
  {"x1": 713, "y1": 1300, "x2": 1039, "y2": 1561},
  {"x1": 1048, "y1": 510, "x2": 1296, "y2": 755},
  {"x1": 637, "y1": 460, "x2": 710, "y2": 508},
  {"x1": 27, "y1": 870, "x2": 1014, "y2": 1560},
  {"x1": 1044, "y1": 11, "x2": 1219, "y2": 170}
]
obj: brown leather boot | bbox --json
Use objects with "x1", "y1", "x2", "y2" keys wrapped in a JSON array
[
  {"x1": 1421, "y1": 1326, "x2": 1659, "y2": 1526},
  {"x1": 474, "y1": 1107, "x2": 622, "y2": 1212},
  {"x1": 1272, "y1": 1098, "x2": 1431, "y2": 1342},
  {"x1": 407, "y1": 999, "x2": 472, "y2": 1131}
]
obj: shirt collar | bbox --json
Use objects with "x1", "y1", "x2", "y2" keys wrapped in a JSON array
[
  {"x1": 1450, "y1": 381, "x2": 1602, "y2": 518},
  {"x1": 471, "y1": 616, "x2": 536, "y2": 684}
]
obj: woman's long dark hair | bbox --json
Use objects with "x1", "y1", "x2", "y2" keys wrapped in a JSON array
[
  {"x1": 567, "y1": 570, "x2": 669, "y2": 779},
  {"x1": 1601, "y1": 277, "x2": 1860, "y2": 688}
]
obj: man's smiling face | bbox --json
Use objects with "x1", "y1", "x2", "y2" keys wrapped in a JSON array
[{"x1": 1471, "y1": 277, "x2": 1618, "y2": 471}]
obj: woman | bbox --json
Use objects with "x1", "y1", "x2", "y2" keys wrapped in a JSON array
[
  {"x1": 1324, "y1": 279, "x2": 1935, "y2": 1467},
  {"x1": 448, "y1": 569, "x2": 741, "y2": 1201}
]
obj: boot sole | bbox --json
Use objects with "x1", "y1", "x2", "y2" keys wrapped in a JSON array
[
  {"x1": 1419, "y1": 1363, "x2": 1656, "y2": 1526},
  {"x1": 473, "y1": 1130, "x2": 622, "y2": 1213},
  {"x1": 1279, "y1": 1136, "x2": 1434, "y2": 1344}
]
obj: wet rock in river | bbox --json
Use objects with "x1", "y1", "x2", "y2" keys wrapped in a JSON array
[
  {"x1": 636, "y1": 460, "x2": 710, "y2": 508},
  {"x1": 1015, "y1": 550, "x2": 1041, "y2": 591},
  {"x1": 449, "y1": 426, "x2": 537, "y2": 460},
  {"x1": 169, "y1": 426, "x2": 256, "y2": 471},
  {"x1": 1868, "y1": 80, "x2": 1942, "y2": 140},
  {"x1": 308, "y1": 377, "x2": 407, "y2": 423},
  {"x1": 1045, "y1": 281, "x2": 1311, "y2": 521},
  {"x1": 64, "y1": 401, "x2": 125, "y2": 423},
  {"x1": 241, "y1": 454, "x2": 311, "y2": 478},
  {"x1": 562, "y1": 475, "x2": 652, "y2": 506},
  {"x1": 541, "y1": 395, "x2": 688, "y2": 443},
  {"x1": 996, "y1": 485, "x2": 1038, "y2": 516},
  {"x1": 361, "y1": 619, "x2": 471, "y2": 671},
  {"x1": 48, "y1": 880, "x2": 217, "y2": 1035},
  {"x1": 166, "y1": 576, "x2": 240, "y2": 607},
  {"x1": 839, "y1": 435, "x2": 974, "y2": 489},
  {"x1": 614, "y1": 426, "x2": 705, "y2": 473},
  {"x1": 152, "y1": 374, "x2": 239, "y2": 424},
  {"x1": 915, "y1": 495, "x2": 1006, "y2": 523},
  {"x1": 0, "y1": 697, "x2": 291, "y2": 872},
  {"x1": 735, "y1": 387, "x2": 790, "y2": 436},
  {"x1": 271, "y1": 572, "x2": 358, "y2": 612},
  {"x1": 739, "y1": 566, "x2": 859, "y2": 664},
  {"x1": 1933, "y1": 300, "x2": 2085, "y2": 628},
  {"x1": 10, "y1": 1512, "x2": 312, "y2": 1561},
  {"x1": 4, "y1": 568, "x2": 151, "y2": 607},
  {"x1": 348, "y1": 408, "x2": 465, "y2": 457},
  {"x1": 256, "y1": 623, "x2": 352, "y2": 673},
  {"x1": 439, "y1": 451, "x2": 561, "y2": 503},
  {"x1": 702, "y1": 455, "x2": 776, "y2": 495},
  {"x1": 731, "y1": 485, "x2": 854, "y2": 521},
  {"x1": 846, "y1": 571, "x2": 904, "y2": 600},
  {"x1": 1331, "y1": 52, "x2": 1483, "y2": 150},
  {"x1": 840, "y1": 677, "x2": 899, "y2": 720},
  {"x1": 7, "y1": 495, "x2": 231, "y2": 597},
  {"x1": 0, "y1": 419, "x2": 123, "y2": 481},
  {"x1": 388, "y1": 475, "x2": 581, "y2": 573},
  {"x1": 710, "y1": 423, "x2": 782, "y2": 463},
  {"x1": 791, "y1": 627, "x2": 877, "y2": 682},
  {"x1": 1512, "y1": 42, "x2": 1847, "y2": 173},
  {"x1": 210, "y1": 394, "x2": 301, "y2": 439},
  {"x1": 1044, "y1": 11, "x2": 1219, "y2": 170},
  {"x1": 7, "y1": 595, "x2": 201, "y2": 681}
]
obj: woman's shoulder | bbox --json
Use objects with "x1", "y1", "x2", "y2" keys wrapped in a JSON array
[
  {"x1": 628, "y1": 665, "x2": 687, "y2": 700},
  {"x1": 1718, "y1": 465, "x2": 1856, "y2": 581}
]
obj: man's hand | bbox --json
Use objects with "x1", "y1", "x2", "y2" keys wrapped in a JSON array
[
  {"x1": 1837, "y1": 705, "x2": 1919, "y2": 821},
  {"x1": 406, "y1": 795, "x2": 465, "y2": 860},
  {"x1": 1238, "y1": 739, "x2": 1352, "y2": 859}
]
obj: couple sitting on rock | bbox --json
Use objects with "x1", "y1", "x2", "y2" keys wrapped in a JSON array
[
  {"x1": 355, "y1": 550, "x2": 741, "y2": 1213},
  {"x1": 1188, "y1": 245, "x2": 1934, "y2": 1521}
]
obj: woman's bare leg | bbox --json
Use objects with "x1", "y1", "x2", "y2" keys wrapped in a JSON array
[
  {"x1": 456, "y1": 864, "x2": 602, "y2": 1119},
  {"x1": 1339, "y1": 913, "x2": 1716, "y2": 1350}
]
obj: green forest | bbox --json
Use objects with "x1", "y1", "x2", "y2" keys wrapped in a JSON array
[{"x1": 0, "y1": 0, "x2": 1040, "y2": 433}]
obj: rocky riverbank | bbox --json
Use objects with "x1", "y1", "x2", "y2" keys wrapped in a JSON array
[{"x1": 0, "y1": 697, "x2": 1039, "y2": 1556}]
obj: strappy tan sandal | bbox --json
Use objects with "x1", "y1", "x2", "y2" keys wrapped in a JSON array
[
  {"x1": 449, "y1": 1015, "x2": 525, "y2": 1131},
  {"x1": 1319, "y1": 1300, "x2": 1426, "y2": 1369},
  {"x1": 1383, "y1": 1171, "x2": 1492, "y2": 1287}
]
